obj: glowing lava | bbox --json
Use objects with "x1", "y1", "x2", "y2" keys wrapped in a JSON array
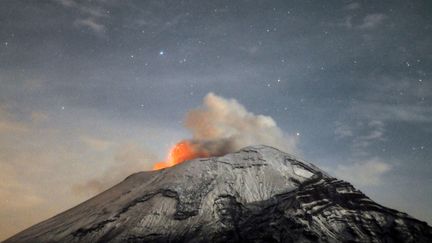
[{"x1": 153, "y1": 141, "x2": 208, "y2": 170}]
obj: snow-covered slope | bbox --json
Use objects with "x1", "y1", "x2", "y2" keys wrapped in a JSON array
[{"x1": 6, "y1": 145, "x2": 432, "y2": 242}]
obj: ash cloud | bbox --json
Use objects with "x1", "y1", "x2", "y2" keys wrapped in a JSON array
[{"x1": 184, "y1": 93, "x2": 299, "y2": 157}]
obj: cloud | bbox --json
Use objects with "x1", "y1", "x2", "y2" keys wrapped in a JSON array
[
  {"x1": 80, "y1": 135, "x2": 113, "y2": 151},
  {"x1": 352, "y1": 120, "x2": 385, "y2": 154},
  {"x1": 71, "y1": 144, "x2": 157, "y2": 197},
  {"x1": 183, "y1": 92, "x2": 299, "y2": 156},
  {"x1": 349, "y1": 77, "x2": 432, "y2": 123},
  {"x1": 335, "y1": 119, "x2": 386, "y2": 156},
  {"x1": 0, "y1": 107, "x2": 48, "y2": 134},
  {"x1": 354, "y1": 102, "x2": 432, "y2": 123},
  {"x1": 334, "y1": 122, "x2": 353, "y2": 138},
  {"x1": 0, "y1": 162, "x2": 46, "y2": 241},
  {"x1": 332, "y1": 158, "x2": 392, "y2": 186},
  {"x1": 373, "y1": 77, "x2": 431, "y2": 100},
  {"x1": 56, "y1": 0, "x2": 75, "y2": 7},
  {"x1": 74, "y1": 18, "x2": 106, "y2": 34},
  {"x1": 57, "y1": 0, "x2": 107, "y2": 18},
  {"x1": 30, "y1": 112, "x2": 48, "y2": 124},
  {"x1": 57, "y1": 0, "x2": 108, "y2": 34},
  {"x1": 337, "y1": 13, "x2": 387, "y2": 30},
  {"x1": 0, "y1": 164, "x2": 44, "y2": 210},
  {"x1": 0, "y1": 107, "x2": 29, "y2": 134},
  {"x1": 344, "y1": 2, "x2": 360, "y2": 11},
  {"x1": 0, "y1": 105, "x2": 169, "y2": 239},
  {"x1": 358, "y1": 13, "x2": 387, "y2": 29},
  {"x1": 0, "y1": 121, "x2": 28, "y2": 134}
]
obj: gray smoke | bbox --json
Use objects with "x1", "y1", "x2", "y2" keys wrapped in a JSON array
[{"x1": 184, "y1": 93, "x2": 299, "y2": 156}]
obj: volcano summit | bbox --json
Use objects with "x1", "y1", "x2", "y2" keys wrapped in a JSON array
[{"x1": 6, "y1": 145, "x2": 432, "y2": 242}]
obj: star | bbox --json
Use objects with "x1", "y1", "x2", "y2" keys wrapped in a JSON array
[{"x1": 159, "y1": 50, "x2": 164, "y2": 56}]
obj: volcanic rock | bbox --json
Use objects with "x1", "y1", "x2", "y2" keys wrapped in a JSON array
[{"x1": 6, "y1": 145, "x2": 432, "y2": 242}]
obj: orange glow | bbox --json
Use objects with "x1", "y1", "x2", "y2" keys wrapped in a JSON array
[{"x1": 152, "y1": 141, "x2": 208, "y2": 170}]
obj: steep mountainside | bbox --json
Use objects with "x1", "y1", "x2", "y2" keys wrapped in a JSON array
[{"x1": 6, "y1": 145, "x2": 432, "y2": 242}]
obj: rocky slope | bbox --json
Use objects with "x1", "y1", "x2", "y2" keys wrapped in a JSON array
[{"x1": 6, "y1": 145, "x2": 432, "y2": 242}]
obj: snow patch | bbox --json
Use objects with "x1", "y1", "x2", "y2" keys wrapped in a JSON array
[{"x1": 292, "y1": 164, "x2": 314, "y2": 178}]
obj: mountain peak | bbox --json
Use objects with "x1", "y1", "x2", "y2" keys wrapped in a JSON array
[{"x1": 6, "y1": 145, "x2": 432, "y2": 242}]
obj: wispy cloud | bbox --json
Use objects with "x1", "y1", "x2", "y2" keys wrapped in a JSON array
[
  {"x1": 354, "y1": 103, "x2": 432, "y2": 123},
  {"x1": 352, "y1": 120, "x2": 385, "y2": 155},
  {"x1": 334, "y1": 119, "x2": 386, "y2": 156},
  {"x1": 351, "y1": 77, "x2": 432, "y2": 123},
  {"x1": 344, "y1": 2, "x2": 361, "y2": 11},
  {"x1": 334, "y1": 122, "x2": 354, "y2": 138},
  {"x1": 358, "y1": 14, "x2": 387, "y2": 29},
  {"x1": 56, "y1": 0, "x2": 109, "y2": 34},
  {"x1": 74, "y1": 18, "x2": 106, "y2": 34},
  {"x1": 337, "y1": 13, "x2": 387, "y2": 30},
  {"x1": 57, "y1": 0, "x2": 75, "y2": 7},
  {"x1": 332, "y1": 158, "x2": 392, "y2": 186}
]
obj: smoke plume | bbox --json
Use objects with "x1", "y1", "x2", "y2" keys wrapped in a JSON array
[{"x1": 183, "y1": 92, "x2": 299, "y2": 157}]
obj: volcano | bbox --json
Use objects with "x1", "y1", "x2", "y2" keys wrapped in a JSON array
[{"x1": 6, "y1": 145, "x2": 432, "y2": 242}]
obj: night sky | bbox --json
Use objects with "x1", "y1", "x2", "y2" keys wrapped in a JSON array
[{"x1": 1, "y1": 0, "x2": 431, "y2": 240}]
